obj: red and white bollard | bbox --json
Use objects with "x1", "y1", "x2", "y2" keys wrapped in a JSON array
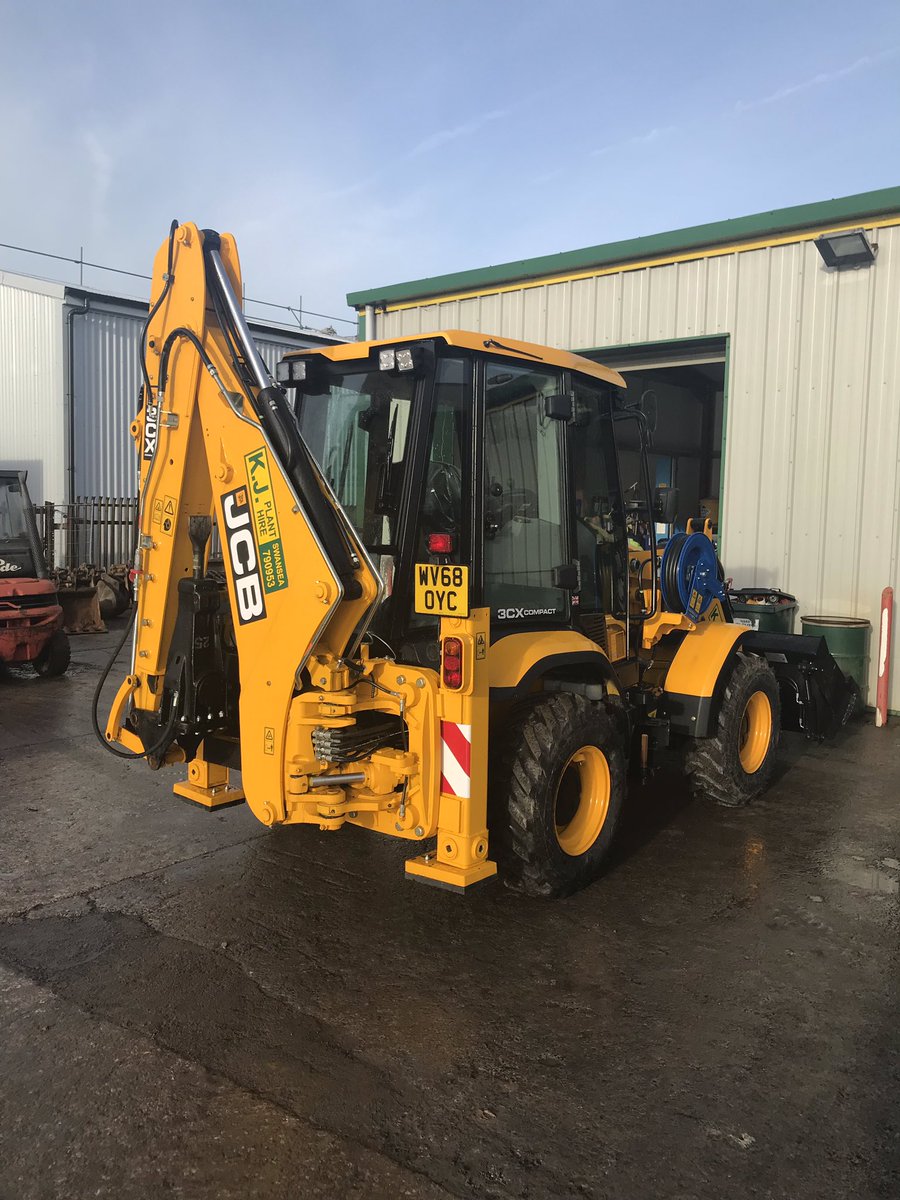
[{"x1": 875, "y1": 586, "x2": 893, "y2": 728}]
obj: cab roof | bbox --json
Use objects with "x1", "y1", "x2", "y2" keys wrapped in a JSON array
[{"x1": 283, "y1": 330, "x2": 626, "y2": 389}]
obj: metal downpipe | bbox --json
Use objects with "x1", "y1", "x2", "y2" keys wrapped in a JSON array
[{"x1": 65, "y1": 298, "x2": 90, "y2": 505}]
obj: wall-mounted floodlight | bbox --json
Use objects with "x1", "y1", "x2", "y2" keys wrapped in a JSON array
[{"x1": 814, "y1": 228, "x2": 877, "y2": 269}]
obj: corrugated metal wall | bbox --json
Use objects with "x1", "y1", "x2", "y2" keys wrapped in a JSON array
[
  {"x1": 70, "y1": 302, "x2": 331, "y2": 497},
  {"x1": 0, "y1": 274, "x2": 66, "y2": 503},
  {"x1": 254, "y1": 333, "x2": 311, "y2": 376},
  {"x1": 71, "y1": 306, "x2": 143, "y2": 498},
  {"x1": 372, "y1": 222, "x2": 900, "y2": 707}
]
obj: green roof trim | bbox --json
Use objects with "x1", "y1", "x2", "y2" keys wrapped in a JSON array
[{"x1": 347, "y1": 186, "x2": 900, "y2": 309}]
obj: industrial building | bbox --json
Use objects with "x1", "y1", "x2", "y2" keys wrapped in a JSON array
[
  {"x1": 0, "y1": 271, "x2": 337, "y2": 504},
  {"x1": 348, "y1": 186, "x2": 900, "y2": 709}
]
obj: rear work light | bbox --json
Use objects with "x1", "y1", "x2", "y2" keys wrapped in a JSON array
[
  {"x1": 275, "y1": 357, "x2": 307, "y2": 385},
  {"x1": 442, "y1": 636, "x2": 463, "y2": 690},
  {"x1": 426, "y1": 532, "x2": 454, "y2": 555}
]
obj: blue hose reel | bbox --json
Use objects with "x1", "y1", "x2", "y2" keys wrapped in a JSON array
[{"x1": 660, "y1": 532, "x2": 727, "y2": 621}]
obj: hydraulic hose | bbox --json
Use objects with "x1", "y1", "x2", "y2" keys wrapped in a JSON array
[
  {"x1": 139, "y1": 219, "x2": 179, "y2": 399},
  {"x1": 90, "y1": 604, "x2": 179, "y2": 760}
]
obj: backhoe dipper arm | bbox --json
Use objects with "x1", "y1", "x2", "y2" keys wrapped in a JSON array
[{"x1": 104, "y1": 222, "x2": 383, "y2": 824}]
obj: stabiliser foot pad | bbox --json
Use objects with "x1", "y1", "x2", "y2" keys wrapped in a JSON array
[
  {"x1": 405, "y1": 855, "x2": 497, "y2": 893},
  {"x1": 173, "y1": 780, "x2": 245, "y2": 810}
]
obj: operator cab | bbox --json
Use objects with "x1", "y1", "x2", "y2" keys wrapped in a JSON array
[
  {"x1": 279, "y1": 332, "x2": 666, "y2": 669},
  {"x1": 0, "y1": 471, "x2": 43, "y2": 578}
]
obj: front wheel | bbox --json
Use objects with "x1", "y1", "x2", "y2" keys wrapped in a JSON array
[
  {"x1": 684, "y1": 652, "x2": 780, "y2": 806},
  {"x1": 34, "y1": 630, "x2": 71, "y2": 677},
  {"x1": 492, "y1": 693, "x2": 626, "y2": 897}
]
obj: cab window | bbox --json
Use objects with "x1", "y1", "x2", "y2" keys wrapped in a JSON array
[
  {"x1": 571, "y1": 378, "x2": 627, "y2": 616},
  {"x1": 483, "y1": 362, "x2": 566, "y2": 621},
  {"x1": 409, "y1": 355, "x2": 471, "y2": 631}
]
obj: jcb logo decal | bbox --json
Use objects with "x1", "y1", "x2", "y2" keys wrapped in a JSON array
[
  {"x1": 143, "y1": 402, "x2": 160, "y2": 460},
  {"x1": 221, "y1": 485, "x2": 267, "y2": 625}
]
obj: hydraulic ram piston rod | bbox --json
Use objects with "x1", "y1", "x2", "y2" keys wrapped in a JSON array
[
  {"x1": 308, "y1": 773, "x2": 367, "y2": 788},
  {"x1": 205, "y1": 246, "x2": 271, "y2": 391}
]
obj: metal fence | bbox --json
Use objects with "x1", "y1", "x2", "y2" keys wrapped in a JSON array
[{"x1": 38, "y1": 497, "x2": 138, "y2": 571}]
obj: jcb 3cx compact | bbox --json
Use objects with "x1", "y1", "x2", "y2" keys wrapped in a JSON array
[{"x1": 98, "y1": 223, "x2": 856, "y2": 896}]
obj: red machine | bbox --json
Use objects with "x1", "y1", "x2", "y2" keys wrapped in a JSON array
[{"x1": 0, "y1": 471, "x2": 69, "y2": 675}]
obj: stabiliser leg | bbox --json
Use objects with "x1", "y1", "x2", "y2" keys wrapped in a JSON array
[
  {"x1": 406, "y1": 608, "x2": 498, "y2": 893},
  {"x1": 174, "y1": 755, "x2": 245, "y2": 810}
]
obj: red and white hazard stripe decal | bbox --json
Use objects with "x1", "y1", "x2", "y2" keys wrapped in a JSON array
[{"x1": 440, "y1": 721, "x2": 471, "y2": 797}]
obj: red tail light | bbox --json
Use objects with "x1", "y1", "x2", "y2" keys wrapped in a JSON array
[
  {"x1": 426, "y1": 532, "x2": 454, "y2": 555},
  {"x1": 442, "y1": 636, "x2": 463, "y2": 689}
]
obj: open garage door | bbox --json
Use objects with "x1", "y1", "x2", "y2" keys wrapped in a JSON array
[{"x1": 580, "y1": 337, "x2": 727, "y2": 537}]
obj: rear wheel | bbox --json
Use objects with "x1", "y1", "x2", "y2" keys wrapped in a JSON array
[
  {"x1": 34, "y1": 630, "x2": 70, "y2": 677},
  {"x1": 492, "y1": 693, "x2": 626, "y2": 897},
  {"x1": 684, "y1": 653, "x2": 780, "y2": 806}
]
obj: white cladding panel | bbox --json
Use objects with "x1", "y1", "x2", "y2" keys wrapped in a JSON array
[
  {"x1": 0, "y1": 274, "x2": 66, "y2": 503},
  {"x1": 371, "y1": 222, "x2": 900, "y2": 706}
]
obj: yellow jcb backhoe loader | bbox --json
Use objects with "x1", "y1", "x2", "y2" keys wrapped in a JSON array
[{"x1": 95, "y1": 222, "x2": 857, "y2": 896}]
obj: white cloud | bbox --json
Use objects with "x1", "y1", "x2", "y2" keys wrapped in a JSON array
[
  {"x1": 734, "y1": 46, "x2": 899, "y2": 112},
  {"x1": 408, "y1": 107, "x2": 511, "y2": 157},
  {"x1": 591, "y1": 125, "x2": 678, "y2": 157}
]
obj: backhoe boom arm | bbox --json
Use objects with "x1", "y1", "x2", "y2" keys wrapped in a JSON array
[{"x1": 104, "y1": 223, "x2": 383, "y2": 823}]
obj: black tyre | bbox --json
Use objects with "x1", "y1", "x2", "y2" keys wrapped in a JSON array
[
  {"x1": 492, "y1": 692, "x2": 627, "y2": 898},
  {"x1": 684, "y1": 652, "x2": 780, "y2": 806},
  {"x1": 34, "y1": 630, "x2": 71, "y2": 677}
]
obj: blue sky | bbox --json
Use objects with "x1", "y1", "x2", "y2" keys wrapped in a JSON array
[{"x1": 1, "y1": 0, "x2": 898, "y2": 333}]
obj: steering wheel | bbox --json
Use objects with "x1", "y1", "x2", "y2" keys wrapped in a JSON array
[{"x1": 423, "y1": 460, "x2": 463, "y2": 530}]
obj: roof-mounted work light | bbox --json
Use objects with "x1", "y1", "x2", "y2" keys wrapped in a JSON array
[
  {"x1": 813, "y1": 228, "x2": 877, "y2": 269},
  {"x1": 377, "y1": 345, "x2": 422, "y2": 374},
  {"x1": 275, "y1": 357, "x2": 306, "y2": 385},
  {"x1": 275, "y1": 353, "x2": 329, "y2": 391}
]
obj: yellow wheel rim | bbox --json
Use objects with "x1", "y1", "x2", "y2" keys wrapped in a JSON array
[
  {"x1": 554, "y1": 745, "x2": 611, "y2": 857},
  {"x1": 738, "y1": 690, "x2": 772, "y2": 774}
]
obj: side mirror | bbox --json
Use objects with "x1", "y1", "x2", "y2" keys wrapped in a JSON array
[
  {"x1": 544, "y1": 393, "x2": 573, "y2": 421},
  {"x1": 653, "y1": 485, "x2": 679, "y2": 525}
]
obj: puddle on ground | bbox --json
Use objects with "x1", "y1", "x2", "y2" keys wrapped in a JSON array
[{"x1": 826, "y1": 858, "x2": 899, "y2": 895}]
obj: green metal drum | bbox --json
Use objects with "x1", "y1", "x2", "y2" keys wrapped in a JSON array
[{"x1": 801, "y1": 615, "x2": 871, "y2": 706}]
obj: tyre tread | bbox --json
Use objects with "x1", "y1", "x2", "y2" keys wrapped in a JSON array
[
  {"x1": 684, "y1": 652, "x2": 780, "y2": 806},
  {"x1": 490, "y1": 691, "x2": 625, "y2": 897}
]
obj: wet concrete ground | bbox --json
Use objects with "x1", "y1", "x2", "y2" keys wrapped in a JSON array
[{"x1": 0, "y1": 622, "x2": 898, "y2": 1199}]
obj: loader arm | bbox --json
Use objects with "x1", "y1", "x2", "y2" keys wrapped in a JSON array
[{"x1": 104, "y1": 222, "x2": 383, "y2": 819}]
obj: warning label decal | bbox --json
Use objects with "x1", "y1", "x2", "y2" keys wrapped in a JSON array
[{"x1": 161, "y1": 495, "x2": 177, "y2": 535}]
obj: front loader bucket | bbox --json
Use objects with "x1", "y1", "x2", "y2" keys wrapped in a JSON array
[
  {"x1": 59, "y1": 586, "x2": 106, "y2": 634},
  {"x1": 742, "y1": 631, "x2": 859, "y2": 740}
]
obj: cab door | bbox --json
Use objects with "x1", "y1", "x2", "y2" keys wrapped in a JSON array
[
  {"x1": 399, "y1": 352, "x2": 475, "y2": 660},
  {"x1": 480, "y1": 360, "x2": 569, "y2": 628},
  {"x1": 568, "y1": 377, "x2": 628, "y2": 638}
]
